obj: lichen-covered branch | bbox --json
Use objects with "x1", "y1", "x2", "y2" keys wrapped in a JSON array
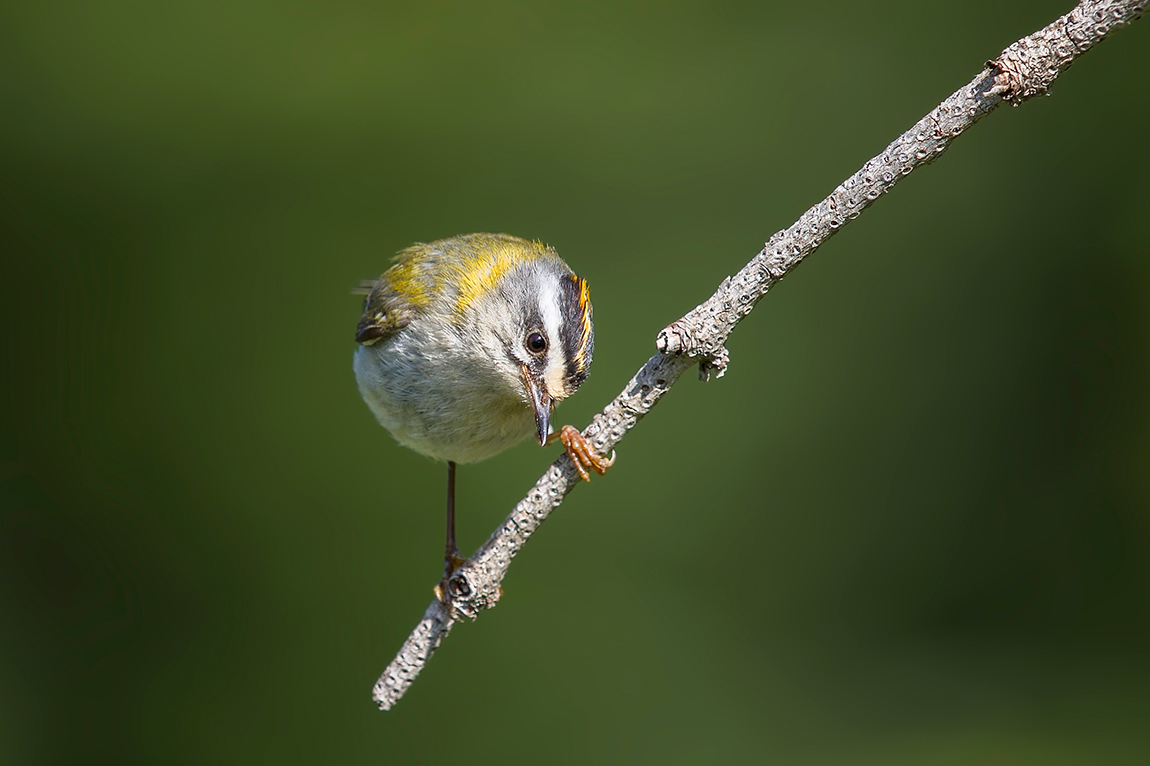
[{"x1": 371, "y1": 0, "x2": 1145, "y2": 711}]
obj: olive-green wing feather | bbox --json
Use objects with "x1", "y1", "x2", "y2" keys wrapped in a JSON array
[{"x1": 354, "y1": 277, "x2": 415, "y2": 345}]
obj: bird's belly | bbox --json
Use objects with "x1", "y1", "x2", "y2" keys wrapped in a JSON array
[{"x1": 354, "y1": 342, "x2": 536, "y2": 464}]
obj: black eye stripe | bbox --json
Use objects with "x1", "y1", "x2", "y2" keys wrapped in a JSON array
[{"x1": 557, "y1": 273, "x2": 592, "y2": 391}]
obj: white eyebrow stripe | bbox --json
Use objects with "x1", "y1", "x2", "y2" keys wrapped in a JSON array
[
  {"x1": 537, "y1": 271, "x2": 563, "y2": 341},
  {"x1": 537, "y1": 273, "x2": 567, "y2": 399}
]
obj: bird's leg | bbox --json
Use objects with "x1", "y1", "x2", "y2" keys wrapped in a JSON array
[
  {"x1": 443, "y1": 460, "x2": 465, "y2": 578},
  {"x1": 549, "y1": 425, "x2": 615, "y2": 482}
]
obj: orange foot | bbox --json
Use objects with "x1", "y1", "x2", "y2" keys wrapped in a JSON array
[{"x1": 550, "y1": 424, "x2": 616, "y2": 482}]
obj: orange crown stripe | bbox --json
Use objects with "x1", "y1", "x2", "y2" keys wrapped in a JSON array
[{"x1": 574, "y1": 276, "x2": 592, "y2": 371}]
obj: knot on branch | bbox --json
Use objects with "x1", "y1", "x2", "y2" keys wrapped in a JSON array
[
  {"x1": 982, "y1": 50, "x2": 1058, "y2": 104},
  {"x1": 441, "y1": 562, "x2": 502, "y2": 620},
  {"x1": 983, "y1": 14, "x2": 1073, "y2": 102},
  {"x1": 656, "y1": 321, "x2": 730, "y2": 381},
  {"x1": 656, "y1": 274, "x2": 748, "y2": 381},
  {"x1": 984, "y1": 0, "x2": 1145, "y2": 104},
  {"x1": 697, "y1": 346, "x2": 730, "y2": 382}
]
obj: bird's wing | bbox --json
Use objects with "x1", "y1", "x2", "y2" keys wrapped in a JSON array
[{"x1": 354, "y1": 277, "x2": 415, "y2": 345}]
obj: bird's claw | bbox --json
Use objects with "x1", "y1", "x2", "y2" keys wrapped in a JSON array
[{"x1": 550, "y1": 424, "x2": 615, "y2": 482}]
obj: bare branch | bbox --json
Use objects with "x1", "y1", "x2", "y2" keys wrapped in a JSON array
[{"x1": 372, "y1": 0, "x2": 1145, "y2": 711}]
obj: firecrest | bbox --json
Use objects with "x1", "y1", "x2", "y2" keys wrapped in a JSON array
[{"x1": 353, "y1": 233, "x2": 613, "y2": 580}]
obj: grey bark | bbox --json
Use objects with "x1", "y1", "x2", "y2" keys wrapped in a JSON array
[{"x1": 372, "y1": 0, "x2": 1146, "y2": 711}]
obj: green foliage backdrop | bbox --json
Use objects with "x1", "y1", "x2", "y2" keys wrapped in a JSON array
[{"x1": 2, "y1": 1, "x2": 1148, "y2": 763}]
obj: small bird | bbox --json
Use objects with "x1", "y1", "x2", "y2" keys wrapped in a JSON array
[{"x1": 353, "y1": 233, "x2": 613, "y2": 585}]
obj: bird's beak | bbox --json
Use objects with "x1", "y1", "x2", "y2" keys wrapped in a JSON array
[{"x1": 521, "y1": 364, "x2": 552, "y2": 446}]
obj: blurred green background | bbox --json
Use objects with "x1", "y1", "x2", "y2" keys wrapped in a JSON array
[{"x1": 2, "y1": 0, "x2": 1148, "y2": 763}]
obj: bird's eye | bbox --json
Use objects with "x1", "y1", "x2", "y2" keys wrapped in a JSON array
[{"x1": 526, "y1": 332, "x2": 547, "y2": 354}]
